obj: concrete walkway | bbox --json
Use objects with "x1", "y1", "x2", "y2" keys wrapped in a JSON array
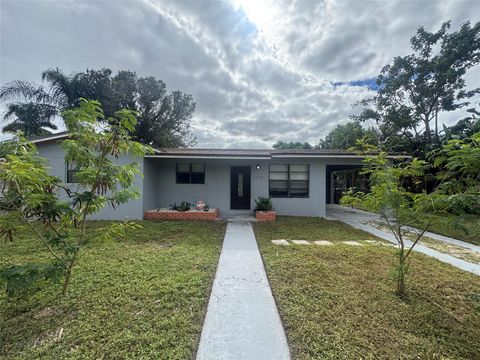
[
  {"x1": 197, "y1": 222, "x2": 290, "y2": 360},
  {"x1": 327, "y1": 205, "x2": 480, "y2": 275}
]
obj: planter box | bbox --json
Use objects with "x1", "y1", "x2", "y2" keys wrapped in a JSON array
[
  {"x1": 144, "y1": 208, "x2": 219, "y2": 221},
  {"x1": 255, "y1": 211, "x2": 276, "y2": 222}
]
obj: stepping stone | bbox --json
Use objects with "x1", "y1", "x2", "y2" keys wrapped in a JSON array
[
  {"x1": 291, "y1": 240, "x2": 311, "y2": 245},
  {"x1": 342, "y1": 241, "x2": 362, "y2": 246},
  {"x1": 271, "y1": 239, "x2": 289, "y2": 245},
  {"x1": 314, "y1": 240, "x2": 333, "y2": 246}
]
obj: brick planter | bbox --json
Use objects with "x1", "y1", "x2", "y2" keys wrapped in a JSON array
[
  {"x1": 255, "y1": 211, "x2": 276, "y2": 222},
  {"x1": 144, "y1": 208, "x2": 219, "y2": 221}
]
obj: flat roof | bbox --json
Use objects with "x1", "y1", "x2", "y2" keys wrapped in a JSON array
[
  {"x1": 30, "y1": 133, "x2": 409, "y2": 159},
  {"x1": 30, "y1": 131, "x2": 69, "y2": 144},
  {"x1": 148, "y1": 148, "x2": 409, "y2": 159}
]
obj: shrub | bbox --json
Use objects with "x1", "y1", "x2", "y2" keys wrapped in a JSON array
[
  {"x1": 255, "y1": 197, "x2": 273, "y2": 212},
  {"x1": 170, "y1": 201, "x2": 191, "y2": 212},
  {"x1": 178, "y1": 201, "x2": 191, "y2": 212}
]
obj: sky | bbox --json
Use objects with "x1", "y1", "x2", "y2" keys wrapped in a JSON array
[{"x1": 1, "y1": 0, "x2": 480, "y2": 148}]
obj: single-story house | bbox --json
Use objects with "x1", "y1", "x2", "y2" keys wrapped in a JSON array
[{"x1": 32, "y1": 132, "x2": 371, "y2": 220}]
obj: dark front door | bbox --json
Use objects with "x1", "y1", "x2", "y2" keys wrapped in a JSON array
[{"x1": 230, "y1": 166, "x2": 251, "y2": 210}]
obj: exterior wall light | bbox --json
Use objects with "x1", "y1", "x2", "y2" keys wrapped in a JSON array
[{"x1": 256, "y1": 164, "x2": 261, "y2": 170}]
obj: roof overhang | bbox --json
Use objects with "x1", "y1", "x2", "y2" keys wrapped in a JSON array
[
  {"x1": 145, "y1": 154, "x2": 272, "y2": 160},
  {"x1": 30, "y1": 133, "x2": 69, "y2": 145}
]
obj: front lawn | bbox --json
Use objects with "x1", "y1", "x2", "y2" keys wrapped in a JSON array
[
  {"x1": 254, "y1": 216, "x2": 480, "y2": 359},
  {"x1": 0, "y1": 220, "x2": 226, "y2": 360},
  {"x1": 350, "y1": 204, "x2": 480, "y2": 245},
  {"x1": 410, "y1": 212, "x2": 480, "y2": 245}
]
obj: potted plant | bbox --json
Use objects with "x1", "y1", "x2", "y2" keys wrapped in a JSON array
[{"x1": 255, "y1": 197, "x2": 276, "y2": 222}]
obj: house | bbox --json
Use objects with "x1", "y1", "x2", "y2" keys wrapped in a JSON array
[{"x1": 32, "y1": 133, "x2": 370, "y2": 220}]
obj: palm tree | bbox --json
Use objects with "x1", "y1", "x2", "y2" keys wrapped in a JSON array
[
  {"x1": 2, "y1": 102, "x2": 57, "y2": 137},
  {"x1": 0, "y1": 69, "x2": 82, "y2": 138},
  {"x1": 0, "y1": 68, "x2": 115, "y2": 117},
  {"x1": 0, "y1": 80, "x2": 55, "y2": 106}
]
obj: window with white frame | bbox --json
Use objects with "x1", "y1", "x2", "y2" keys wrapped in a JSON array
[{"x1": 269, "y1": 164, "x2": 309, "y2": 198}]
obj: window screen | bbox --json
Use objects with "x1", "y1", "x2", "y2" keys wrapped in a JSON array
[{"x1": 269, "y1": 164, "x2": 309, "y2": 198}]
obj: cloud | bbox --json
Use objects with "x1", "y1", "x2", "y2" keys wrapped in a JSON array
[{"x1": 1, "y1": 0, "x2": 479, "y2": 147}]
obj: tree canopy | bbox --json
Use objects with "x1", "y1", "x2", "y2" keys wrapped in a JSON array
[
  {"x1": 0, "y1": 68, "x2": 196, "y2": 148},
  {"x1": 354, "y1": 21, "x2": 480, "y2": 156},
  {"x1": 272, "y1": 141, "x2": 313, "y2": 149},
  {"x1": 318, "y1": 121, "x2": 377, "y2": 149},
  {"x1": 2, "y1": 102, "x2": 57, "y2": 137}
]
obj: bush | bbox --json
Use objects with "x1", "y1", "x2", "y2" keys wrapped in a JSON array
[
  {"x1": 169, "y1": 201, "x2": 191, "y2": 212},
  {"x1": 255, "y1": 197, "x2": 273, "y2": 212}
]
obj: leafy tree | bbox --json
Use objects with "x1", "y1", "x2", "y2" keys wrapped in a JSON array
[
  {"x1": 319, "y1": 121, "x2": 377, "y2": 149},
  {"x1": 0, "y1": 100, "x2": 151, "y2": 296},
  {"x1": 2, "y1": 102, "x2": 57, "y2": 136},
  {"x1": 273, "y1": 141, "x2": 313, "y2": 149},
  {"x1": 342, "y1": 131, "x2": 479, "y2": 297},
  {"x1": 355, "y1": 21, "x2": 480, "y2": 155},
  {"x1": 340, "y1": 151, "x2": 432, "y2": 297},
  {"x1": 430, "y1": 131, "x2": 480, "y2": 214},
  {"x1": 134, "y1": 76, "x2": 196, "y2": 147},
  {"x1": 442, "y1": 103, "x2": 480, "y2": 141},
  {"x1": 0, "y1": 68, "x2": 196, "y2": 147}
]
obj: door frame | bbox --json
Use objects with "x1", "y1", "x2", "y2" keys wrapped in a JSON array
[{"x1": 230, "y1": 166, "x2": 251, "y2": 210}]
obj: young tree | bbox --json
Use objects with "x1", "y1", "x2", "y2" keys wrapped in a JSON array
[
  {"x1": 0, "y1": 100, "x2": 151, "y2": 296},
  {"x1": 342, "y1": 131, "x2": 479, "y2": 297},
  {"x1": 355, "y1": 21, "x2": 480, "y2": 155},
  {"x1": 341, "y1": 151, "x2": 431, "y2": 297},
  {"x1": 431, "y1": 131, "x2": 480, "y2": 214}
]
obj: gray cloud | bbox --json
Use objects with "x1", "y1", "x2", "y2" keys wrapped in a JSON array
[{"x1": 1, "y1": 0, "x2": 479, "y2": 146}]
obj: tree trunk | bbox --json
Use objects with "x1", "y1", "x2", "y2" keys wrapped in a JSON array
[
  {"x1": 396, "y1": 237, "x2": 407, "y2": 298},
  {"x1": 62, "y1": 256, "x2": 76, "y2": 295},
  {"x1": 397, "y1": 257, "x2": 406, "y2": 298},
  {"x1": 424, "y1": 116, "x2": 432, "y2": 143}
]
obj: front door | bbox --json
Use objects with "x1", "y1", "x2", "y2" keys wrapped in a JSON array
[{"x1": 230, "y1": 166, "x2": 251, "y2": 210}]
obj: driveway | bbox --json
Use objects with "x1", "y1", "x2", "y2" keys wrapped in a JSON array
[{"x1": 327, "y1": 205, "x2": 480, "y2": 275}]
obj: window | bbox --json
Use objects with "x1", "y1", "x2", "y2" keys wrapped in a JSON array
[
  {"x1": 66, "y1": 162, "x2": 80, "y2": 183},
  {"x1": 176, "y1": 163, "x2": 205, "y2": 184},
  {"x1": 269, "y1": 164, "x2": 309, "y2": 198}
]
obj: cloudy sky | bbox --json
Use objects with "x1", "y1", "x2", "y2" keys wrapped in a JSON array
[{"x1": 1, "y1": 0, "x2": 480, "y2": 148}]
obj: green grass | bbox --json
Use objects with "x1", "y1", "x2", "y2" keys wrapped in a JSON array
[
  {"x1": 410, "y1": 213, "x2": 480, "y2": 245},
  {"x1": 0, "y1": 220, "x2": 226, "y2": 360},
  {"x1": 254, "y1": 216, "x2": 480, "y2": 359},
  {"x1": 350, "y1": 204, "x2": 480, "y2": 245}
]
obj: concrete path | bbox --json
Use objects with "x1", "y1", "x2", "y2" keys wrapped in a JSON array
[
  {"x1": 327, "y1": 205, "x2": 480, "y2": 276},
  {"x1": 196, "y1": 222, "x2": 290, "y2": 360}
]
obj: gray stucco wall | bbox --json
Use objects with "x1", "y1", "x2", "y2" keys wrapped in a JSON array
[
  {"x1": 142, "y1": 157, "x2": 159, "y2": 212},
  {"x1": 147, "y1": 157, "x2": 362, "y2": 217},
  {"x1": 35, "y1": 141, "x2": 363, "y2": 219},
  {"x1": 151, "y1": 158, "x2": 270, "y2": 215},
  {"x1": 36, "y1": 142, "x2": 145, "y2": 220}
]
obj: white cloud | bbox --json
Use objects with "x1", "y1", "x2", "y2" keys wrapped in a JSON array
[{"x1": 1, "y1": 0, "x2": 479, "y2": 147}]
